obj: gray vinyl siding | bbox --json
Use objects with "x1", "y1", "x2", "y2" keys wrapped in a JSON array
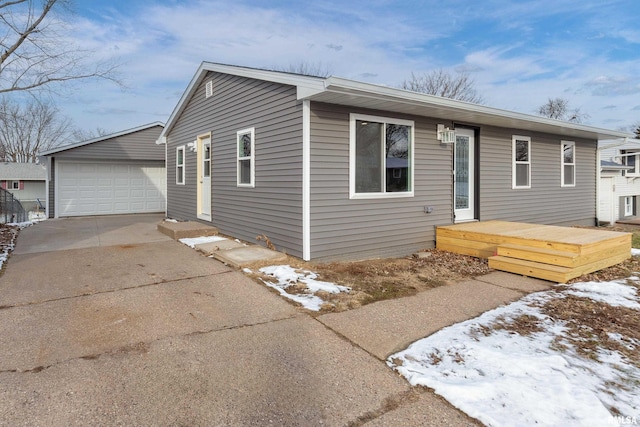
[
  {"x1": 309, "y1": 103, "x2": 453, "y2": 260},
  {"x1": 50, "y1": 126, "x2": 164, "y2": 161},
  {"x1": 309, "y1": 103, "x2": 597, "y2": 260},
  {"x1": 478, "y1": 126, "x2": 597, "y2": 226},
  {"x1": 166, "y1": 72, "x2": 304, "y2": 257}
]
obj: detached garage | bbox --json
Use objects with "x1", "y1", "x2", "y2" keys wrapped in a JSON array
[{"x1": 41, "y1": 122, "x2": 166, "y2": 218}]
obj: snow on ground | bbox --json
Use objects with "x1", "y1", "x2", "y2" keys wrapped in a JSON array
[
  {"x1": 388, "y1": 278, "x2": 640, "y2": 427},
  {"x1": 178, "y1": 235, "x2": 228, "y2": 248},
  {"x1": 258, "y1": 265, "x2": 350, "y2": 311}
]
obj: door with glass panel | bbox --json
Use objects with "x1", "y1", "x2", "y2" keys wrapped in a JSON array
[
  {"x1": 454, "y1": 128, "x2": 475, "y2": 222},
  {"x1": 197, "y1": 136, "x2": 212, "y2": 220}
]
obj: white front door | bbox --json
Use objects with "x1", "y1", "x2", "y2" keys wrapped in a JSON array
[
  {"x1": 197, "y1": 136, "x2": 212, "y2": 221},
  {"x1": 454, "y1": 128, "x2": 475, "y2": 222}
]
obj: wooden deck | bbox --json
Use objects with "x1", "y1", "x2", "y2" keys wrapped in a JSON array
[{"x1": 436, "y1": 221, "x2": 631, "y2": 282}]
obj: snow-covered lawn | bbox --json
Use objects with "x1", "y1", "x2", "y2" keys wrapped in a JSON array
[{"x1": 388, "y1": 278, "x2": 640, "y2": 426}]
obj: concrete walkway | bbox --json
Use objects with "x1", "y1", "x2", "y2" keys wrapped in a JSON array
[{"x1": 0, "y1": 214, "x2": 553, "y2": 425}]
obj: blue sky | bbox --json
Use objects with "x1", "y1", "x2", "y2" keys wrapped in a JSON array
[{"x1": 58, "y1": 0, "x2": 640, "y2": 134}]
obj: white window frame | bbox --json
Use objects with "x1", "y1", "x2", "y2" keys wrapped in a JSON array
[
  {"x1": 512, "y1": 135, "x2": 531, "y2": 189},
  {"x1": 237, "y1": 127, "x2": 255, "y2": 188},
  {"x1": 10, "y1": 180, "x2": 20, "y2": 190},
  {"x1": 622, "y1": 150, "x2": 640, "y2": 176},
  {"x1": 561, "y1": 140, "x2": 576, "y2": 187},
  {"x1": 349, "y1": 113, "x2": 414, "y2": 199},
  {"x1": 176, "y1": 146, "x2": 185, "y2": 185},
  {"x1": 625, "y1": 196, "x2": 634, "y2": 216}
]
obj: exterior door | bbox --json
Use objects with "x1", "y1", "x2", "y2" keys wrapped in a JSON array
[
  {"x1": 454, "y1": 128, "x2": 475, "y2": 222},
  {"x1": 197, "y1": 136, "x2": 212, "y2": 221}
]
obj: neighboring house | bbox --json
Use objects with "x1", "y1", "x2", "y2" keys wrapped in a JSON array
[
  {"x1": 40, "y1": 122, "x2": 166, "y2": 218},
  {"x1": 0, "y1": 162, "x2": 46, "y2": 210},
  {"x1": 158, "y1": 62, "x2": 631, "y2": 261},
  {"x1": 598, "y1": 138, "x2": 640, "y2": 224}
]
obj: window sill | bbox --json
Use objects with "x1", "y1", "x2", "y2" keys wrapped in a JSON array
[{"x1": 349, "y1": 191, "x2": 414, "y2": 200}]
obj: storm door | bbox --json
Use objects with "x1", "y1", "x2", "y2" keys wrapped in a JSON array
[{"x1": 454, "y1": 128, "x2": 475, "y2": 222}]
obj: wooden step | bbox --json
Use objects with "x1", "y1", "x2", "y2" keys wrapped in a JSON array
[
  {"x1": 489, "y1": 250, "x2": 631, "y2": 283},
  {"x1": 488, "y1": 256, "x2": 572, "y2": 282},
  {"x1": 496, "y1": 244, "x2": 579, "y2": 268}
]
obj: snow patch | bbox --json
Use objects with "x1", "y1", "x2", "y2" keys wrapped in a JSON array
[
  {"x1": 259, "y1": 265, "x2": 350, "y2": 311},
  {"x1": 179, "y1": 235, "x2": 227, "y2": 248},
  {"x1": 388, "y1": 279, "x2": 640, "y2": 426}
]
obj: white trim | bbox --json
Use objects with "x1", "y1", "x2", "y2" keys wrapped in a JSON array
[
  {"x1": 561, "y1": 140, "x2": 576, "y2": 187},
  {"x1": 349, "y1": 113, "x2": 415, "y2": 199},
  {"x1": 512, "y1": 135, "x2": 531, "y2": 189},
  {"x1": 625, "y1": 196, "x2": 634, "y2": 216},
  {"x1": 175, "y1": 145, "x2": 186, "y2": 185},
  {"x1": 236, "y1": 127, "x2": 256, "y2": 188},
  {"x1": 302, "y1": 100, "x2": 311, "y2": 261},
  {"x1": 454, "y1": 128, "x2": 475, "y2": 222}
]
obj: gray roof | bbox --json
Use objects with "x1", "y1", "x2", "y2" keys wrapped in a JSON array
[
  {"x1": 601, "y1": 160, "x2": 632, "y2": 170},
  {"x1": 160, "y1": 62, "x2": 633, "y2": 143},
  {"x1": 0, "y1": 162, "x2": 46, "y2": 180}
]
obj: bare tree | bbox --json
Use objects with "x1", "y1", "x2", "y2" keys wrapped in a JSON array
[
  {"x1": 632, "y1": 120, "x2": 640, "y2": 139},
  {"x1": 400, "y1": 69, "x2": 485, "y2": 104},
  {"x1": 0, "y1": 0, "x2": 120, "y2": 94},
  {"x1": 0, "y1": 97, "x2": 72, "y2": 162},
  {"x1": 69, "y1": 126, "x2": 110, "y2": 143},
  {"x1": 536, "y1": 97, "x2": 589, "y2": 123},
  {"x1": 270, "y1": 62, "x2": 331, "y2": 78}
]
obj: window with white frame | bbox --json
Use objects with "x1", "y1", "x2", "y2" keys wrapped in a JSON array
[
  {"x1": 237, "y1": 128, "x2": 255, "y2": 187},
  {"x1": 512, "y1": 135, "x2": 531, "y2": 189},
  {"x1": 622, "y1": 150, "x2": 640, "y2": 176},
  {"x1": 350, "y1": 113, "x2": 414, "y2": 198},
  {"x1": 176, "y1": 146, "x2": 185, "y2": 185},
  {"x1": 561, "y1": 141, "x2": 575, "y2": 187},
  {"x1": 11, "y1": 181, "x2": 20, "y2": 190}
]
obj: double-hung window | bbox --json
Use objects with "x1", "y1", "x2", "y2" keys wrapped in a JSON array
[
  {"x1": 512, "y1": 135, "x2": 531, "y2": 189},
  {"x1": 176, "y1": 146, "x2": 185, "y2": 185},
  {"x1": 561, "y1": 141, "x2": 575, "y2": 187},
  {"x1": 349, "y1": 113, "x2": 414, "y2": 199},
  {"x1": 237, "y1": 128, "x2": 255, "y2": 187}
]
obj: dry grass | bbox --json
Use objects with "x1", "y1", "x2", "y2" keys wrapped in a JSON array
[{"x1": 245, "y1": 249, "x2": 492, "y2": 313}]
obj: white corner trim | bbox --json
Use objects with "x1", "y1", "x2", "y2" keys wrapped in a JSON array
[{"x1": 302, "y1": 100, "x2": 311, "y2": 261}]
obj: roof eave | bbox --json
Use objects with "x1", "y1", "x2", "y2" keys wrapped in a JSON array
[{"x1": 306, "y1": 77, "x2": 632, "y2": 141}]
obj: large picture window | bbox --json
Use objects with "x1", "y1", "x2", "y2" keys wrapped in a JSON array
[
  {"x1": 561, "y1": 141, "x2": 575, "y2": 187},
  {"x1": 237, "y1": 128, "x2": 255, "y2": 187},
  {"x1": 176, "y1": 146, "x2": 185, "y2": 185},
  {"x1": 349, "y1": 114, "x2": 414, "y2": 198},
  {"x1": 512, "y1": 135, "x2": 531, "y2": 189}
]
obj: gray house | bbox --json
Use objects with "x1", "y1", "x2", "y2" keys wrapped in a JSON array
[
  {"x1": 41, "y1": 123, "x2": 166, "y2": 218},
  {"x1": 159, "y1": 62, "x2": 630, "y2": 261},
  {"x1": 0, "y1": 162, "x2": 46, "y2": 210}
]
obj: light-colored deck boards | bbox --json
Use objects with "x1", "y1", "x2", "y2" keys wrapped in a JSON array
[{"x1": 436, "y1": 220, "x2": 632, "y2": 282}]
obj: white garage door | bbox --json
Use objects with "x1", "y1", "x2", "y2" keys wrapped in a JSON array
[{"x1": 56, "y1": 161, "x2": 166, "y2": 217}]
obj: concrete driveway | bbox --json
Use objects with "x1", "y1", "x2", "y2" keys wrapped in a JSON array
[{"x1": 0, "y1": 214, "x2": 475, "y2": 426}]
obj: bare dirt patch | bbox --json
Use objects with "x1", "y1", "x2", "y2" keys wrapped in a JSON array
[{"x1": 245, "y1": 249, "x2": 492, "y2": 313}]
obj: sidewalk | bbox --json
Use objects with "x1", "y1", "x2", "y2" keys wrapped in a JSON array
[{"x1": 318, "y1": 272, "x2": 553, "y2": 360}]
